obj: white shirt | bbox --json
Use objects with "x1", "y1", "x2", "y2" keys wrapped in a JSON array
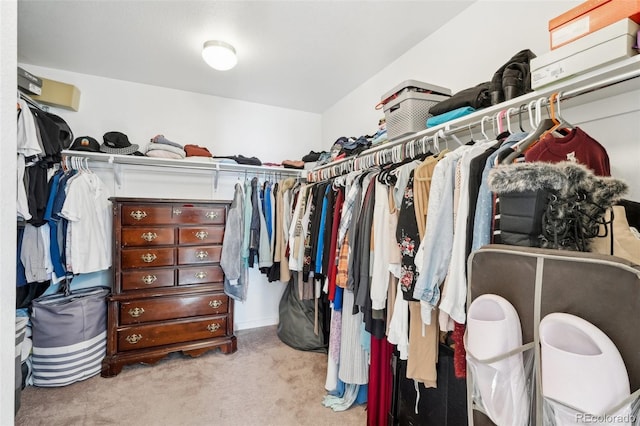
[
  {"x1": 61, "y1": 172, "x2": 112, "y2": 274},
  {"x1": 440, "y1": 141, "x2": 496, "y2": 325},
  {"x1": 17, "y1": 100, "x2": 42, "y2": 157},
  {"x1": 370, "y1": 181, "x2": 392, "y2": 310},
  {"x1": 387, "y1": 282, "x2": 409, "y2": 360}
]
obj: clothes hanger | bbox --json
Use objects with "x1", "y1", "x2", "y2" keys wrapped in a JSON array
[
  {"x1": 535, "y1": 92, "x2": 571, "y2": 140},
  {"x1": 506, "y1": 107, "x2": 518, "y2": 134},
  {"x1": 495, "y1": 109, "x2": 511, "y2": 140},
  {"x1": 480, "y1": 115, "x2": 491, "y2": 141},
  {"x1": 501, "y1": 97, "x2": 556, "y2": 164},
  {"x1": 518, "y1": 104, "x2": 527, "y2": 132},
  {"x1": 432, "y1": 131, "x2": 441, "y2": 154},
  {"x1": 496, "y1": 110, "x2": 506, "y2": 135},
  {"x1": 465, "y1": 122, "x2": 477, "y2": 145},
  {"x1": 549, "y1": 91, "x2": 574, "y2": 133}
]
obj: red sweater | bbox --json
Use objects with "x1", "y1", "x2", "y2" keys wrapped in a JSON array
[{"x1": 524, "y1": 127, "x2": 610, "y2": 176}]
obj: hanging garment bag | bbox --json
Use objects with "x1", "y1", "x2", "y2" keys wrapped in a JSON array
[
  {"x1": 466, "y1": 245, "x2": 640, "y2": 426},
  {"x1": 31, "y1": 286, "x2": 109, "y2": 387}
]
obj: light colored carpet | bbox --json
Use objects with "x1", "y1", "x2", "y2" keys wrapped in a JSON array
[{"x1": 15, "y1": 326, "x2": 367, "y2": 426}]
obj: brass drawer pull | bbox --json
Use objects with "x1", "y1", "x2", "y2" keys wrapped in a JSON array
[
  {"x1": 195, "y1": 271, "x2": 207, "y2": 280},
  {"x1": 209, "y1": 300, "x2": 222, "y2": 309},
  {"x1": 173, "y1": 208, "x2": 182, "y2": 215},
  {"x1": 194, "y1": 231, "x2": 209, "y2": 240},
  {"x1": 141, "y1": 253, "x2": 157, "y2": 263},
  {"x1": 142, "y1": 274, "x2": 157, "y2": 285},
  {"x1": 125, "y1": 334, "x2": 143, "y2": 344},
  {"x1": 196, "y1": 250, "x2": 208, "y2": 260},
  {"x1": 207, "y1": 323, "x2": 221, "y2": 333},
  {"x1": 130, "y1": 210, "x2": 147, "y2": 221},
  {"x1": 205, "y1": 211, "x2": 218, "y2": 220},
  {"x1": 141, "y1": 232, "x2": 158, "y2": 242},
  {"x1": 128, "y1": 307, "x2": 145, "y2": 318}
]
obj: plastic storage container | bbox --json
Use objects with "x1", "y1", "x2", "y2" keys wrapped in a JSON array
[{"x1": 381, "y1": 80, "x2": 451, "y2": 141}]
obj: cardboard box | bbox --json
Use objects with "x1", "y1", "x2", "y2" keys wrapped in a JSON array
[
  {"x1": 533, "y1": 18, "x2": 639, "y2": 89},
  {"x1": 31, "y1": 78, "x2": 81, "y2": 111},
  {"x1": 549, "y1": 0, "x2": 640, "y2": 49}
]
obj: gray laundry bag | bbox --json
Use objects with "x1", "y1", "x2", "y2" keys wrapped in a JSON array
[{"x1": 31, "y1": 287, "x2": 109, "y2": 387}]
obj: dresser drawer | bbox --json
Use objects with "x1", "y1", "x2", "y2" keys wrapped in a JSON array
[
  {"x1": 122, "y1": 248, "x2": 175, "y2": 269},
  {"x1": 172, "y1": 205, "x2": 226, "y2": 225},
  {"x1": 178, "y1": 226, "x2": 224, "y2": 245},
  {"x1": 178, "y1": 265, "x2": 224, "y2": 285},
  {"x1": 178, "y1": 246, "x2": 222, "y2": 265},
  {"x1": 122, "y1": 227, "x2": 175, "y2": 247},
  {"x1": 121, "y1": 268, "x2": 175, "y2": 291},
  {"x1": 122, "y1": 205, "x2": 173, "y2": 225},
  {"x1": 119, "y1": 293, "x2": 229, "y2": 325},
  {"x1": 118, "y1": 316, "x2": 227, "y2": 351}
]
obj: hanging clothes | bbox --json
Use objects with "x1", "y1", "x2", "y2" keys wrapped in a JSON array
[
  {"x1": 396, "y1": 171, "x2": 421, "y2": 301},
  {"x1": 248, "y1": 177, "x2": 261, "y2": 267},
  {"x1": 60, "y1": 171, "x2": 112, "y2": 274},
  {"x1": 413, "y1": 146, "x2": 471, "y2": 323},
  {"x1": 221, "y1": 183, "x2": 248, "y2": 302},
  {"x1": 524, "y1": 127, "x2": 611, "y2": 176}
]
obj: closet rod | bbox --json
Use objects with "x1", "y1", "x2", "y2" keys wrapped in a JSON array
[
  {"x1": 307, "y1": 61, "x2": 640, "y2": 182},
  {"x1": 60, "y1": 151, "x2": 306, "y2": 178},
  {"x1": 18, "y1": 90, "x2": 46, "y2": 111}
]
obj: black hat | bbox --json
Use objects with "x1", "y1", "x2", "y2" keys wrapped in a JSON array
[
  {"x1": 100, "y1": 131, "x2": 139, "y2": 155},
  {"x1": 69, "y1": 136, "x2": 100, "y2": 152}
]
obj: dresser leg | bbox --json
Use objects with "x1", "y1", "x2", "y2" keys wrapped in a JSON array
[
  {"x1": 101, "y1": 356, "x2": 123, "y2": 378},
  {"x1": 221, "y1": 336, "x2": 238, "y2": 354}
]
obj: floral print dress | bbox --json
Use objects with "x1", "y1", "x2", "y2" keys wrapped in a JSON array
[{"x1": 396, "y1": 172, "x2": 420, "y2": 301}]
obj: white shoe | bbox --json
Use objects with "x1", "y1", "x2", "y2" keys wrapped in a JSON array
[
  {"x1": 540, "y1": 313, "x2": 630, "y2": 425},
  {"x1": 466, "y1": 294, "x2": 530, "y2": 426}
]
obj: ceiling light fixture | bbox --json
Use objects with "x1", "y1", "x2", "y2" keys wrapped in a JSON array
[{"x1": 201, "y1": 40, "x2": 237, "y2": 71}]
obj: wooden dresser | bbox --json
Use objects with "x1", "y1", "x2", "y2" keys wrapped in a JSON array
[{"x1": 101, "y1": 197, "x2": 237, "y2": 377}]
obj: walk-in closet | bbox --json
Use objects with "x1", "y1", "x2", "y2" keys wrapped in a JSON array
[{"x1": 3, "y1": 1, "x2": 640, "y2": 425}]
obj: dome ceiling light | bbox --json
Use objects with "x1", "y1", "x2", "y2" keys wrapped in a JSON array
[{"x1": 202, "y1": 40, "x2": 237, "y2": 71}]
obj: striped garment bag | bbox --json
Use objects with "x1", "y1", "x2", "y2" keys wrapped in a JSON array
[{"x1": 15, "y1": 316, "x2": 29, "y2": 413}]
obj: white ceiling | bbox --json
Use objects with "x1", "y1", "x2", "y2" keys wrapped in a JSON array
[{"x1": 18, "y1": 0, "x2": 474, "y2": 113}]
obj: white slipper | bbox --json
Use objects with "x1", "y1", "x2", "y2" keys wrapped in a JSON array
[
  {"x1": 540, "y1": 313, "x2": 630, "y2": 425},
  {"x1": 467, "y1": 294, "x2": 530, "y2": 426}
]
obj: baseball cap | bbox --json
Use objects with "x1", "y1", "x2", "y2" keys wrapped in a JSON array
[{"x1": 69, "y1": 136, "x2": 100, "y2": 152}]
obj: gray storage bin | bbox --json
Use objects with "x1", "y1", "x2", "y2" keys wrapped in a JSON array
[{"x1": 381, "y1": 80, "x2": 451, "y2": 140}]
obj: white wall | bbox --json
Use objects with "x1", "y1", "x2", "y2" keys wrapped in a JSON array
[
  {"x1": 1, "y1": 0, "x2": 18, "y2": 422},
  {"x1": 20, "y1": 64, "x2": 322, "y2": 164},
  {"x1": 321, "y1": 0, "x2": 640, "y2": 200},
  {"x1": 322, "y1": 1, "x2": 581, "y2": 144}
]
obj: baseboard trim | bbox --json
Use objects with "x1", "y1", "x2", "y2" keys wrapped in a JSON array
[{"x1": 234, "y1": 316, "x2": 279, "y2": 331}]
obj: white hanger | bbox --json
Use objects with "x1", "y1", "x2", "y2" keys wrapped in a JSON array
[
  {"x1": 527, "y1": 99, "x2": 537, "y2": 130},
  {"x1": 536, "y1": 97, "x2": 545, "y2": 126},
  {"x1": 506, "y1": 107, "x2": 518, "y2": 134},
  {"x1": 432, "y1": 132, "x2": 441, "y2": 154},
  {"x1": 480, "y1": 115, "x2": 491, "y2": 140}
]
